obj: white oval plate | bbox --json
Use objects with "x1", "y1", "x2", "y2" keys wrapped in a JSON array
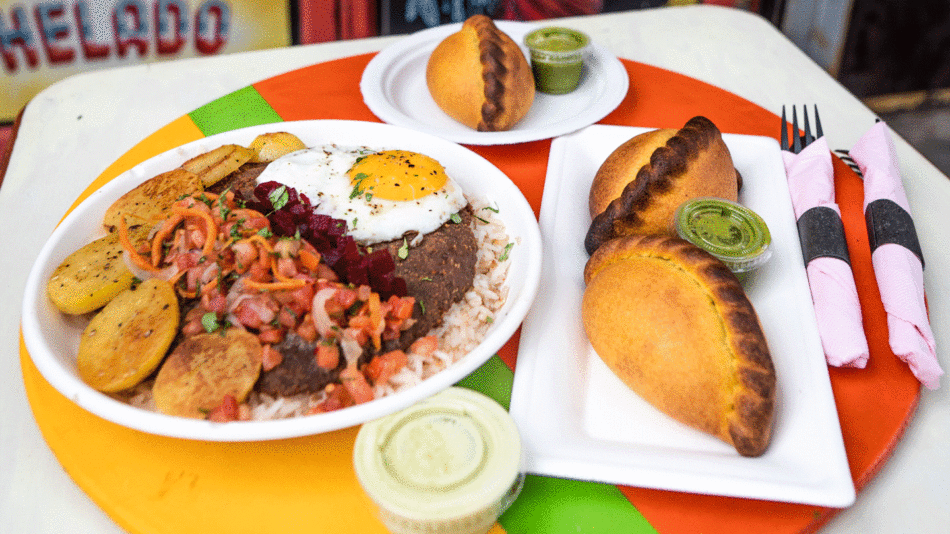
[
  {"x1": 360, "y1": 20, "x2": 629, "y2": 145},
  {"x1": 22, "y1": 120, "x2": 542, "y2": 442}
]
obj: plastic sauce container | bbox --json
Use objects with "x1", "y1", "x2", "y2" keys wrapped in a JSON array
[
  {"x1": 523, "y1": 27, "x2": 590, "y2": 94},
  {"x1": 675, "y1": 197, "x2": 773, "y2": 278},
  {"x1": 353, "y1": 387, "x2": 524, "y2": 534}
]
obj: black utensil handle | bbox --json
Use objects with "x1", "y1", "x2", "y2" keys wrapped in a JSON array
[
  {"x1": 865, "y1": 198, "x2": 925, "y2": 268},
  {"x1": 797, "y1": 206, "x2": 851, "y2": 265}
]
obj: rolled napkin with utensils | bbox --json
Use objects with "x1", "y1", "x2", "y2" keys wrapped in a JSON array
[
  {"x1": 782, "y1": 136, "x2": 870, "y2": 367},
  {"x1": 849, "y1": 121, "x2": 942, "y2": 390}
]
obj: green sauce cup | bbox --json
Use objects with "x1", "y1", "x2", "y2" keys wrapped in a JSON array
[
  {"x1": 675, "y1": 197, "x2": 773, "y2": 278},
  {"x1": 524, "y1": 27, "x2": 590, "y2": 95}
]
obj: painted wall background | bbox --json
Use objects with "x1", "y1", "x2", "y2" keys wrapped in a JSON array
[{"x1": 0, "y1": 0, "x2": 291, "y2": 121}]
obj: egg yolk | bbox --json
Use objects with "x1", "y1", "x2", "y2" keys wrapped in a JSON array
[{"x1": 346, "y1": 150, "x2": 448, "y2": 202}]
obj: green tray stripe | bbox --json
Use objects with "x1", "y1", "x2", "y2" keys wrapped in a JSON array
[
  {"x1": 455, "y1": 355, "x2": 514, "y2": 411},
  {"x1": 457, "y1": 357, "x2": 656, "y2": 533},
  {"x1": 501, "y1": 476, "x2": 658, "y2": 534},
  {"x1": 188, "y1": 85, "x2": 284, "y2": 136}
]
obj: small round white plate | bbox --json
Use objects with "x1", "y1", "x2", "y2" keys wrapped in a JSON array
[
  {"x1": 21, "y1": 120, "x2": 542, "y2": 442},
  {"x1": 360, "y1": 20, "x2": 629, "y2": 145}
]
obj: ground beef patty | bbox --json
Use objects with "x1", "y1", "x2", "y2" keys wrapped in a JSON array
[
  {"x1": 376, "y1": 206, "x2": 478, "y2": 354},
  {"x1": 206, "y1": 161, "x2": 269, "y2": 199},
  {"x1": 257, "y1": 334, "x2": 344, "y2": 397}
]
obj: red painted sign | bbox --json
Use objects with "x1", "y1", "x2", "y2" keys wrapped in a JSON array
[{"x1": 0, "y1": 0, "x2": 290, "y2": 120}]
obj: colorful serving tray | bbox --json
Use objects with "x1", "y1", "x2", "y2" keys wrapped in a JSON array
[{"x1": 21, "y1": 53, "x2": 920, "y2": 534}]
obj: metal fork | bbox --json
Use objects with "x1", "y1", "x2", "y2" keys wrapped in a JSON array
[
  {"x1": 781, "y1": 105, "x2": 865, "y2": 176},
  {"x1": 780, "y1": 104, "x2": 823, "y2": 154}
]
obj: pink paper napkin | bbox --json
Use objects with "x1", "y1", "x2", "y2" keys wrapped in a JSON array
[
  {"x1": 783, "y1": 137, "x2": 870, "y2": 368},
  {"x1": 850, "y1": 122, "x2": 942, "y2": 390}
]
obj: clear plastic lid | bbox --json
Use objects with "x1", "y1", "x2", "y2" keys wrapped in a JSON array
[
  {"x1": 353, "y1": 387, "x2": 524, "y2": 534},
  {"x1": 523, "y1": 27, "x2": 590, "y2": 57},
  {"x1": 675, "y1": 197, "x2": 773, "y2": 274}
]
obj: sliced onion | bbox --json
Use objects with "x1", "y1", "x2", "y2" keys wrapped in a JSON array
[
  {"x1": 246, "y1": 298, "x2": 276, "y2": 325},
  {"x1": 340, "y1": 329, "x2": 363, "y2": 366},
  {"x1": 200, "y1": 262, "x2": 220, "y2": 284},
  {"x1": 226, "y1": 313, "x2": 246, "y2": 330},
  {"x1": 121, "y1": 250, "x2": 178, "y2": 281},
  {"x1": 311, "y1": 287, "x2": 336, "y2": 338},
  {"x1": 226, "y1": 278, "x2": 249, "y2": 310}
]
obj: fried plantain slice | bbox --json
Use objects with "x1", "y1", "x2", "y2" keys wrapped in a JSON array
[
  {"x1": 152, "y1": 329, "x2": 263, "y2": 419},
  {"x1": 77, "y1": 278, "x2": 179, "y2": 392},
  {"x1": 181, "y1": 144, "x2": 255, "y2": 188},
  {"x1": 248, "y1": 132, "x2": 306, "y2": 163},
  {"x1": 102, "y1": 168, "x2": 203, "y2": 231},
  {"x1": 47, "y1": 232, "x2": 136, "y2": 315}
]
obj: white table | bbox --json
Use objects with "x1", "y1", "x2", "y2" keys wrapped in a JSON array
[{"x1": 2, "y1": 5, "x2": 948, "y2": 533}]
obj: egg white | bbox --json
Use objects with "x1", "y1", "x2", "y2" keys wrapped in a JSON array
[{"x1": 255, "y1": 145, "x2": 467, "y2": 245}]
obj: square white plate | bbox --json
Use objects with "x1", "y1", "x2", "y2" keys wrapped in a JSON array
[{"x1": 509, "y1": 124, "x2": 856, "y2": 507}]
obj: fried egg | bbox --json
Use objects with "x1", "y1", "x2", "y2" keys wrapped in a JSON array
[{"x1": 256, "y1": 146, "x2": 467, "y2": 245}]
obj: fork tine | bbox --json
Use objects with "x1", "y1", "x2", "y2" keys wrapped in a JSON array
[
  {"x1": 792, "y1": 106, "x2": 802, "y2": 153},
  {"x1": 802, "y1": 105, "x2": 814, "y2": 147},
  {"x1": 813, "y1": 105, "x2": 823, "y2": 138},
  {"x1": 780, "y1": 105, "x2": 789, "y2": 151}
]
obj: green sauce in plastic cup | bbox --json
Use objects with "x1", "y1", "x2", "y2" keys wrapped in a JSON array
[
  {"x1": 675, "y1": 197, "x2": 773, "y2": 279},
  {"x1": 524, "y1": 27, "x2": 590, "y2": 95}
]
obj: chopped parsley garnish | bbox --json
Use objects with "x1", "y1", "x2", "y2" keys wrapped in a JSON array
[
  {"x1": 219, "y1": 199, "x2": 232, "y2": 220},
  {"x1": 450, "y1": 213, "x2": 462, "y2": 224},
  {"x1": 499, "y1": 242, "x2": 514, "y2": 261},
  {"x1": 268, "y1": 185, "x2": 289, "y2": 210},
  {"x1": 201, "y1": 312, "x2": 221, "y2": 333},
  {"x1": 398, "y1": 238, "x2": 409, "y2": 260},
  {"x1": 350, "y1": 172, "x2": 370, "y2": 199}
]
